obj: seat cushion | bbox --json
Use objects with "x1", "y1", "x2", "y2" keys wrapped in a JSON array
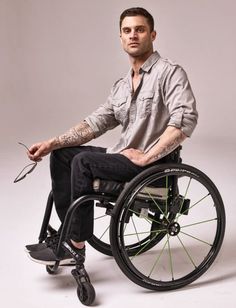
[{"x1": 93, "y1": 178, "x2": 168, "y2": 200}]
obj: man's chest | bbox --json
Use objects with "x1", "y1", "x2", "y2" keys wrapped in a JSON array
[{"x1": 112, "y1": 75, "x2": 164, "y2": 125}]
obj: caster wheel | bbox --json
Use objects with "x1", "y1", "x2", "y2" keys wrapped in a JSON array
[
  {"x1": 77, "y1": 282, "x2": 96, "y2": 306},
  {"x1": 46, "y1": 265, "x2": 58, "y2": 275}
]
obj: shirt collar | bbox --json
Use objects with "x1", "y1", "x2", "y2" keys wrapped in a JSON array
[
  {"x1": 124, "y1": 50, "x2": 161, "y2": 82},
  {"x1": 140, "y1": 50, "x2": 160, "y2": 73}
]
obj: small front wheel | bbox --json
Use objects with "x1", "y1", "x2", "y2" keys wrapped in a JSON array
[
  {"x1": 77, "y1": 282, "x2": 96, "y2": 306},
  {"x1": 46, "y1": 265, "x2": 58, "y2": 275}
]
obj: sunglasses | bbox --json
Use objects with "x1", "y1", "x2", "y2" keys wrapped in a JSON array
[{"x1": 14, "y1": 142, "x2": 37, "y2": 183}]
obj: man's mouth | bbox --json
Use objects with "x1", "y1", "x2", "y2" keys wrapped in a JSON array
[{"x1": 129, "y1": 43, "x2": 139, "y2": 47}]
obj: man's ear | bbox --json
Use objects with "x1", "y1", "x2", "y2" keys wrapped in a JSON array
[{"x1": 151, "y1": 30, "x2": 157, "y2": 42}]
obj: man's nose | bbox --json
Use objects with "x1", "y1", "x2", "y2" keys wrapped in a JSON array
[{"x1": 129, "y1": 30, "x2": 138, "y2": 40}]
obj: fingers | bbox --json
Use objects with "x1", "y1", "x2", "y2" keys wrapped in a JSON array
[{"x1": 27, "y1": 142, "x2": 47, "y2": 161}]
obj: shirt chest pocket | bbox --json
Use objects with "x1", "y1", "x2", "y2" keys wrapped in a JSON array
[
  {"x1": 113, "y1": 97, "x2": 128, "y2": 124},
  {"x1": 137, "y1": 91, "x2": 154, "y2": 118}
]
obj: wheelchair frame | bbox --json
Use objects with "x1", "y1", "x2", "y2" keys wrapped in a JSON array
[{"x1": 35, "y1": 147, "x2": 226, "y2": 305}]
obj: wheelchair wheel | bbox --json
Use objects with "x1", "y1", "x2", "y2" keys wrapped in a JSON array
[
  {"x1": 46, "y1": 264, "x2": 58, "y2": 275},
  {"x1": 110, "y1": 163, "x2": 226, "y2": 291}
]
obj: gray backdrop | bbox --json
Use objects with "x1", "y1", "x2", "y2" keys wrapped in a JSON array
[
  {"x1": 1, "y1": 0, "x2": 236, "y2": 148},
  {"x1": 0, "y1": 1, "x2": 236, "y2": 307}
]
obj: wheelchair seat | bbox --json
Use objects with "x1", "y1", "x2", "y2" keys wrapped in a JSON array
[{"x1": 93, "y1": 178, "x2": 168, "y2": 200}]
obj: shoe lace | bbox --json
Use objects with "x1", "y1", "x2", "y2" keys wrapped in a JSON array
[{"x1": 45, "y1": 233, "x2": 60, "y2": 251}]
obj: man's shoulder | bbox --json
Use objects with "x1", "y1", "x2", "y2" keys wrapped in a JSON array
[
  {"x1": 156, "y1": 55, "x2": 182, "y2": 72},
  {"x1": 155, "y1": 55, "x2": 186, "y2": 81},
  {"x1": 110, "y1": 76, "x2": 128, "y2": 96},
  {"x1": 159, "y1": 56, "x2": 179, "y2": 66},
  {"x1": 112, "y1": 77, "x2": 125, "y2": 88}
]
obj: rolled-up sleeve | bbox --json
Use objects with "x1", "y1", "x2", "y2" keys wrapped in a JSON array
[
  {"x1": 85, "y1": 92, "x2": 119, "y2": 138},
  {"x1": 162, "y1": 65, "x2": 198, "y2": 137}
]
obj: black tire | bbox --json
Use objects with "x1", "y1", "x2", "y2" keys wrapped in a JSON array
[
  {"x1": 110, "y1": 163, "x2": 226, "y2": 291},
  {"x1": 77, "y1": 282, "x2": 96, "y2": 306},
  {"x1": 88, "y1": 234, "x2": 113, "y2": 256}
]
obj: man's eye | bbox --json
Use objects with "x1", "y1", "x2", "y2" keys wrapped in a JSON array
[
  {"x1": 137, "y1": 28, "x2": 145, "y2": 33},
  {"x1": 123, "y1": 29, "x2": 130, "y2": 34}
]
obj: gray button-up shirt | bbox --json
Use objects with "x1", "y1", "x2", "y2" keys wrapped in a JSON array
[{"x1": 85, "y1": 51, "x2": 198, "y2": 154}]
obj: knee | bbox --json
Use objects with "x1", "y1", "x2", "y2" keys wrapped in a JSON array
[
  {"x1": 50, "y1": 148, "x2": 76, "y2": 171},
  {"x1": 50, "y1": 148, "x2": 64, "y2": 165},
  {"x1": 71, "y1": 152, "x2": 88, "y2": 167},
  {"x1": 71, "y1": 152, "x2": 96, "y2": 173}
]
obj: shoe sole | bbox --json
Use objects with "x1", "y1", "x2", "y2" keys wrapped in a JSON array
[{"x1": 27, "y1": 252, "x2": 76, "y2": 266}]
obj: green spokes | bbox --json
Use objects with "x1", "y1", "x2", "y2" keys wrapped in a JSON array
[
  {"x1": 131, "y1": 216, "x2": 140, "y2": 243},
  {"x1": 177, "y1": 235, "x2": 197, "y2": 268},
  {"x1": 180, "y1": 231, "x2": 213, "y2": 246},
  {"x1": 181, "y1": 218, "x2": 217, "y2": 229},
  {"x1": 176, "y1": 177, "x2": 192, "y2": 222},
  {"x1": 167, "y1": 235, "x2": 174, "y2": 280},
  {"x1": 144, "y1": 187, "x2": 170, "y2": 223},
  {"x1": 148, "y1": 236, "x2": 169, "y2": 278},
  {"x1": 122, "y1": 229, "x2": 166, "y2": 237},
  {"x1": 130, "y1": 231, "x2": 165, "y2": 261},
  {"x1": 176, "y1": 193, "x2": 211, "y2": 219}
]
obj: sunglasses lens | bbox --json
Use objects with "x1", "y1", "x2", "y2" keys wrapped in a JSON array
[
  {"x1": 14, "y1": 143, "x2": 37, "y2": 183},
  {"x1": 14, "y1": 163, "x2": 37, "y2": 183}
]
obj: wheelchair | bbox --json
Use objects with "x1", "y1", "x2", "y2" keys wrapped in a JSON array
[{"x1": 36, "y1": 147, "x2": 225, "y2": 305}]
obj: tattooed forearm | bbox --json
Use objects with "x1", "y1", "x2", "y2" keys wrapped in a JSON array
[
  {"x1": 152, "y1": 134, "x2": 185, "y2": 161},
  {"x1": 54, "y1": 121, "x2": 95, "y2": 148},
  {"x1": 144, "y1": 127, "x2": 186, "y2": 165}
]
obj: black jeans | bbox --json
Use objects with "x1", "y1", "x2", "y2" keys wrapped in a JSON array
[{"x1": 50, "y1": 145, "x2": 168, "y2": 242}]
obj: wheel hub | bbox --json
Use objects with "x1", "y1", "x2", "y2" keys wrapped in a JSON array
[{"x1": 168, "y1": 222, "x2": 180, "y2": 236}]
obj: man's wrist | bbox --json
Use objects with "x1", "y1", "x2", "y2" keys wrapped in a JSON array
[
  {"x1": 142, "y1": 153, "x2": 154, "y2": 166},
  {"x1": 49, "y1": 137, "x2": 61, "y2": 150}
]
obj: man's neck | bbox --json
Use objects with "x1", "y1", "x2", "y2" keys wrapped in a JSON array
[{"x1": 129, "y1": 49, "x2": 153, "y2": 76}]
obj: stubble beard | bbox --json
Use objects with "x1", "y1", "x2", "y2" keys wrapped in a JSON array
[{"x1": 125, "y1": 44, "x2": 153, "y2": 59}]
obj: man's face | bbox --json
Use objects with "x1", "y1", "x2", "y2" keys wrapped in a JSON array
[{"x1": 120, "y1": 15, "x2": 156, "y2": 58}]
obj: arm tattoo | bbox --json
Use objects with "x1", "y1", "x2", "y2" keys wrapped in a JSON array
[
  {"x1": 153, "y1": 134, "x2": 185, "y2": 161},
  {"x1": 55, "y1": 121, "x2": 95, "y2": 147}
]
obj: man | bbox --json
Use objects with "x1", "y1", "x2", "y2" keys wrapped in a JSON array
[{"x1": 26, "y1": 7, "x2": 198, "y2": 266}]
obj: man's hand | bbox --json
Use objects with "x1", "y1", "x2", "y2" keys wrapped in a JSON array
[
  {"x1": 120, "y1": 148, "x2": 147, "y2": 166},
  {"x1": 27, "y1": 138, "x2": 58, "y2": 162},
  {"x1": 27, "y1": 121, "x2": 95, "y2": 162},
  {"x1": 120, "y1": 127, "x2": 186, "y2": 166}
]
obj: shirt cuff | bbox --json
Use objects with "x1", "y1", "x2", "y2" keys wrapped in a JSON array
[{"x1": 84, "y1": 117, "x2": 104, "y2": 138}]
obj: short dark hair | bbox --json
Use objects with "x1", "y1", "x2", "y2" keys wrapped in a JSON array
[{"x1": 119, "y1": 7, "x2": 154, "y2": 32}]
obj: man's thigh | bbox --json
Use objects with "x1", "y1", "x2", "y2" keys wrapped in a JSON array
[
  {"x1": 50, "y1": 145, "x2": 106, "y2": 167},
  {"x1": 74, "y1": 152, "x2": 146, "y2": 183}
]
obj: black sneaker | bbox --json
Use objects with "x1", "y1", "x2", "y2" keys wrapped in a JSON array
[
  {"x1": 62, "y1": 241, "x2": 86, "y2": 265},
  {"x1": 25, "y1": 242, "x2": 47, "y2": 253},
  {"x1": 28, "y1": 245, "x2": 76, "y2": 266},
  {"x1": 25, "y1": 233, "x2": 60, "y2": 253}
]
